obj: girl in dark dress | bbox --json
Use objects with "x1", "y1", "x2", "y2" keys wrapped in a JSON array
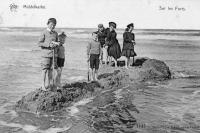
[
  {"x1": 106, "y1": 22, "x2": 121, "y2": 67},
  {"x1": 121, "y1": 23, "x2": 136, "y2": 68}
]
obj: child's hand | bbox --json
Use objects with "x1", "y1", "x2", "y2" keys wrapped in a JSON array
[
  {"x1": 132, "y1": 41, "x2": 136, "y2": 45},
  {"x1": 51, "y1": 41, "x2": 60, "y2": 48},
  {"x1": 51, "y1": 41, "x2": 60, "y2": 45}
]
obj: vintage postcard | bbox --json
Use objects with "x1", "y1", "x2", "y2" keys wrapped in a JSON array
[{"x1": 0, "y1": 0, "x2": 200, "y2": 132}]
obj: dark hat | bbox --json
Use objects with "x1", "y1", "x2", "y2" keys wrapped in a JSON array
[
  {"x1": 127, "y1": 23, "x2": 134, "y2": 28},
  {"x1": 109, "y1": 22, "x2": 116, "y2": 28},
  {"x1": 58, "y1": 32, "x2": 67, "y2": 38},
  {"x1": 47, "y1": 18, "x2": 57, "y2": 25},
  {"x1": 98, "y1": 24, "x2": 104, "y2": 28},
  {"x1": 125, "y1": 28, "x2": 129, "y2": 32}
]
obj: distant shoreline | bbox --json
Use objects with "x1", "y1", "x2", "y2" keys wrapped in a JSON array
[{"x1": 0, "y1": 26, "x2": 200, "y2": 31}]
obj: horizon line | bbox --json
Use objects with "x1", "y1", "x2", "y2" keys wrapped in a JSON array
[{"x1": 0, "y1": 26, "x2": 200, "y2": 31}]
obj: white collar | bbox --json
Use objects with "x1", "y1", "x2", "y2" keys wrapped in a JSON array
[{"x1": 46, "y1": 28, "x2": 54, "y2": 32}]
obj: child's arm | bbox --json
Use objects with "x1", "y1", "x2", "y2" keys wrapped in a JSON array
[
  {"x1": 50, "y1": 41, "x2": 60, "y2": 48},
  {"x1": 99, "y1": 43, "x2": 102, "y2": 59},
  {"x1": 38, "y1": 32, "x2": 59, "y2": 48},
  {"x1": 38, "y1": 33, "x2": 49, "y2": 48},
  {"x1": 51, "y1": 32, "x2": 60, "y2": 47},
  {"x1": 132, "y1": 33, "x2": 136, "y2": 45}
]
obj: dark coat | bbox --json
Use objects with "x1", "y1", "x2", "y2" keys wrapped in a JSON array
[
  {"x1": 106, "y1": 30, "x2": 118, "y2": 46},
  {"x1": 121, "y1": 31, "x2": 136, "y2": 57},
  {"x1": 94, "y1": 28, "x2": 107, "y2": 47},
  {"x1": 122, "y1": 31, "x2": 135, "y2": 50},
  {"x1": 106, "y1": 30, "x2": 121, "y2": 59}
]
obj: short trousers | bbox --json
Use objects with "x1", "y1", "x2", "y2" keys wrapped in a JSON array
[
  {"x1": 57, "y1": 57, "x2": 65, "y2": 67},
  {"x1": 90, "y1": 54, "x2": 100, "y2": 70},
  {"x1": 41, "y1": 57, "x2": 57, "y2": 70}
]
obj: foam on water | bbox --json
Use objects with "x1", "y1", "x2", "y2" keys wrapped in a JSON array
[
  {"x1": 41, "y1": 126, "x2": 72, "y2": 133},
  {"x1": 0, "y1": 120, "x2": 38, "y2": 132},
  {"x1": 192, "y1": 90, "x2": 200, "y2": 96},
  {"x1": 172, "y1": 71, "x2": 200, "y2": 79},
  {"x1": 0, "y1": 120, "x2": 71, "y2": 133},
  {"x1": 114, "y1": 85, "x2": 130, "y2": 99},
  {"x1": 68, "y1": 75, "x2": 86, "y2": 82},
  {"x1": 67, "y1": 97, "x2": 94, "y2": 116},
  {"x1": 7, "y1": 47, "x2": 32, "y2": 52}
]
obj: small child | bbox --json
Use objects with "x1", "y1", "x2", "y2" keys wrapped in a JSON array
[
  {"x1": 38, "y1": 18, "x2": 60, "y2": 91},
  {"x1": 56, "y1": 32, "x2": 67, "y2": 88},
  {"x1": 95, "y1": 24, "x2": 107, "y2": 64},
  {"x1": 87, "y1": 32, "x2": 102, "y2": 81}
]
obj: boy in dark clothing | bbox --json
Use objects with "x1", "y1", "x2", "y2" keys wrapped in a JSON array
[{"x1": 56, "y1": 32, "x2": 67, "y2": 88}]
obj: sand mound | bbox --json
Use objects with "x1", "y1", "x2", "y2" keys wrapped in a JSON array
[
  {"x1": 15, "y1": 58, "x2": 171, "y2": 132},
  {"x1": 139, "y1": 59, "x2": 171, "y2": 81},
  {"x1": 16, "y1": 82, "x2": 101, "y2": 113}
]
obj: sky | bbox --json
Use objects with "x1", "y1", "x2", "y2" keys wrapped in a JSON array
[{"x1": 0, "y1": 0, "x2": 200, "y2": 29}]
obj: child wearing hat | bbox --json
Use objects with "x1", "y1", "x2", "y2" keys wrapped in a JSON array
[
  {"x1": 56, "y1": 32, "x2": 67, "y2": 88},
  {"x1": 121, "y1": 23, "x2": 137, "y2": 68},
  {"x1": 87, "y1": 32, "x2": 102, "y2": 81},
  {"x1": 38, "y1": 18, "x2": 60, "y2": 90},
  {"x1": 106, "y1": 22, "x2": 121, "y2": 67}
]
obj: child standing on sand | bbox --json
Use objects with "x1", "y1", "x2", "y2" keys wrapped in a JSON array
[
  {"x1": 94, "y1": 24, "x2": 107, "y2": 64},
  {"x1": 121, "y1": 23, "x2": 137, "y2": 68},
  {"x1": 38, "y1": 18, "x2": 60, "y2": 90},
  {"x1": 56, "y1": 32, "x2": 67, "y2": 88},
  {"x1": 87, "y1": 32, "x2": 102, "y2": 81},
  {"x1": 106, "y1": 22, "x2": 121, "y2": 67}
]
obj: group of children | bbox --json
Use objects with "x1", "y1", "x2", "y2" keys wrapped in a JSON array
[
  {"x1": 87, "y1": 22, "x2": 136, "y2": 81},
  {"x1": 38, "y1": 18, "x2": 136, "y2": 90}
]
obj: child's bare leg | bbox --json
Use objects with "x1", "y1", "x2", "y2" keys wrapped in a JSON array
[
  {"x1": 132, "y1": 56, "x2": 135, "y2": 66},
  {"x1": 108, "y1": 56, "x2": 112, "y2": 65},
  {"x1": 48, "y1": 69, "x2": 53, "y2": 89},
  {"x1": 53, "y1": 68, "x2": 58, "y2": 89},
  {"x1": 127, "y1": 57, "x2": 130, "y2": 67},
  {"x1": 57, "y1": 67, "x2": 62, "y2": 87},
  {"x1": 42, "y1": 69, "x2": 47, "y2": 90},
  {"x1": 113, "y1": 57, "x2": 117, "y2": 67},
  {"x1": 100, "y1": 50, "x2": 103, "y2": 65},
  {"x1": 89, "y1": 68, "x2": 93, "y2": 81},
  {"x1": 105, "y1": 47, "x2": 108, "y2": 65},
  {"x1": 94, "y1": 69, "x2": 98, "y2": 81},
  {"x1": 91, "y1": 69, "x2": 95, "y2": 81},
  {"x1": 124, "y1": 57, "x2": 128, "y2": 68},
  {"x1": 59, "y1": 67, "x2": 63, "y2": 87}
]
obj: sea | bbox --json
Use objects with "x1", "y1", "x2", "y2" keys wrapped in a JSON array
[{"x1": 0, "y1": 27, "x2": 200, "y2": 133}]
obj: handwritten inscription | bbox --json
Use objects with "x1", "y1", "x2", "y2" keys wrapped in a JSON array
[
  {"x1": 23, "y1": 5, "x2": 45, "y2": 9},
  {"x1": 159, "y1": 6, "x2": 186, "y2": 11},
  {"x1": 9, "y1": 3, "x2": 45, "y2": 12}
]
